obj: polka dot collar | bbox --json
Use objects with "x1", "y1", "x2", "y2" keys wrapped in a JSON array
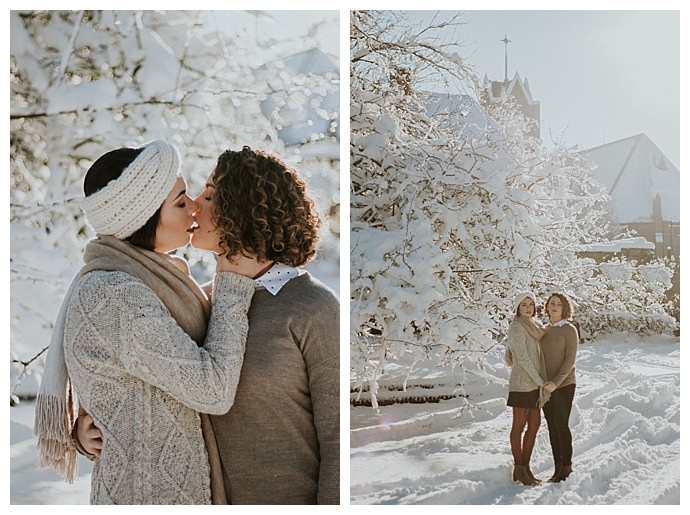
[{"x1": 255, "y1": 262, "x2": 302, "y2": 295}]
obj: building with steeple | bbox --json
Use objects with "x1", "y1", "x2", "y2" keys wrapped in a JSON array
[
  {"x1": 480, "y1": 35, "x2": 541, "y2": 139},
  {"x1": 476, "y1": 36, "x2": 678, "y2": 307}
]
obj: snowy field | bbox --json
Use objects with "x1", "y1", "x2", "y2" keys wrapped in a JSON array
[
  {"x1": 350, "y1": 334, "x2": 680, "y2": 505},
  {"x1": 8, "y1": 332, "x2": 681, "y2": 506}
]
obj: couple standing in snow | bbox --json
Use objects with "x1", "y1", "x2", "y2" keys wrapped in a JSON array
[
  {"x1": 505, "y1": 291, "x2": 579, "y2": 485},
  {"x1": 34, "y1": 140, "x2": 340, "y2": 504}
]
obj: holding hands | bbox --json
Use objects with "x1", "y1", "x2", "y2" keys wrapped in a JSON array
[{"x1": 543, "y1": 381, "x2": 557, "y2": 393}]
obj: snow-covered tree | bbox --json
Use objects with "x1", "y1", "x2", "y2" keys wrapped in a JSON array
[
  {"x1": 350, "y1": 10, "x2": 482, "y2": 405},
  {"x1": 10, "y1": 10, "x2": 340, "y2": 400},
  {"x1": 349, "y1": 10, "x2": 674, "y2": 406},
  {"x1": 574, "y1": 257, "x2": 677, "y2": 339}
]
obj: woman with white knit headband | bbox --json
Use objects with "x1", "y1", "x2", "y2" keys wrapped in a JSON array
[
  {"x1": 504, "y1": 291, "x2": 554, "y2": 486},
  {"x1": 33, "y1": 140, "x2": 266, "y2": 504}
]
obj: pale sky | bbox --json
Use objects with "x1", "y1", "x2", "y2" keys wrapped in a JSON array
[
  {"x1": 4, "y1": 6, "x2": 681, "y2": 169},
  {"x1": 408, "y1": 8, "x2": 681, "y2": 169}
]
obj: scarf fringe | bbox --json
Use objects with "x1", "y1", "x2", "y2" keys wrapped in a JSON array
[
  {"x1": 34, "y1": 393, "x2": 78, "y2": 483},
  {"x1": 33, "y1": 236, "x2": 215, "y2": 492}
]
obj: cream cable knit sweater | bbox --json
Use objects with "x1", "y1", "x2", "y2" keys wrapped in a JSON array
[
  {"x1": 507, "y1": 320, "x2": 546, "y2": 393},
  {"x1": 63, "y1": 270, "x2": 254, "y2": 504}
]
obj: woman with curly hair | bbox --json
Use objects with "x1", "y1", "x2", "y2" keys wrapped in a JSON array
[
  {"x1": 191, "y1": 146, "x2": 339, "y2": 504},
  {"x1": 541, "y1": 291, "x2": 579, "y2": 483}
]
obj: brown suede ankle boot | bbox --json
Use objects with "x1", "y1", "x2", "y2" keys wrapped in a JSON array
[
  {"x1": 547, "y1": 464, "x2": 562, "y2": 483},
  {"x1": 552, "y1": 464, "x2": 572, "y2": 483},
  {"x1": 526, "y1": 465, "x2": 542, "y2": 483},
  {"x1": 513, "y1": 464, "x2": 538, "y2": 486}
]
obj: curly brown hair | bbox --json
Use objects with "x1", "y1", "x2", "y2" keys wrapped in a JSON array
[
  {"x1": 212, "y1": 146, "x2": 321, "y2": 267},
  {"x1": 545, "y1": 291, "x2": 574, "y2": 321}
]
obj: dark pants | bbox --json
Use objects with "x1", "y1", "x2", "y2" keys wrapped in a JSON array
[{"x1": 542, "y1": 383, "x2": 576, "y2": 467}]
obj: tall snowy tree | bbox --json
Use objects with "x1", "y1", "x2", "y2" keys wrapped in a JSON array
[
  {"x1": 349, "y1": 10, "x2": 674, "y2": 406},
  {"x1": 350, "y1": 11, "x2": 483, "y2": 403}
]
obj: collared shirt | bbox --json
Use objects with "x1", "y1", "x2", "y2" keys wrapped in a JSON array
[
  {"x1": 549, "y1": 319, "x2": 568, "y2": 327},
  {"x1": 254, "y1": 262, "x2": 303, "y2": 295}
]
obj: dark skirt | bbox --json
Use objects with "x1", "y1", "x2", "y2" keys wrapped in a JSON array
[{"x1": 507, "y1": 389, "x2": 540, "y2": 408}]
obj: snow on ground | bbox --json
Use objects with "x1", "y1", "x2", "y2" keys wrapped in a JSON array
[
  {"x1": 10, "y1": 401, "x2": 92, "y2": 505},
  {"x1": 8, "y1": 333, "x2": 680, "y2": 506},
  {"x1": 350, "y1": 334, "x2": 680, "y2": 505}
]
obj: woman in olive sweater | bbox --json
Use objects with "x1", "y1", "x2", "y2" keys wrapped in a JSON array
[
  {"x1": 194, "y1": 147, "x2": 340, "y2": 504},
  {"x1": 540, "y1": 292, "x2": 579, "y2": 483}
]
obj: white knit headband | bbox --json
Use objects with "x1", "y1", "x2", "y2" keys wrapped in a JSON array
[
  {"x1": 81, "y1": 140, "x2": 181, "y2": 239},
  {"x1": 514, "y1": 291, "x2": 537, "y2": 311}
]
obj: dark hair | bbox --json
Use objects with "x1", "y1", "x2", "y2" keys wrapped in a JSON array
[
  {"x1": 514, "y1": 300, "x2": 536, "y2": 318},
  {"x1": 545, "y1": 292, "x2": 574, "y2": 321},
  {"x1": 83, "y1": 147, "x2": 161, "y2": 250},
  {"x1": 212, "y1": 146, "x2": 321, "y2": 266}
]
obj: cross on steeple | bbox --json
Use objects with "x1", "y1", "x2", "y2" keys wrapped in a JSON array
[{"x1": 501, "y1": 34, "x2": 511, "y2": 82}]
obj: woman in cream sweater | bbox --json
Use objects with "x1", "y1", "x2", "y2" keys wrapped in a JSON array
[
  {"x1": 35, "y1": 140, "x2": 265, "y2": 504},
  {"x1": 505, "y1": 291, "x2": 554, "y2": 486}
]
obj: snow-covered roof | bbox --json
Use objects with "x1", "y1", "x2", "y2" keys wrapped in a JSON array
[
  {"x1": 579, "y1": 236, "x2": 655, "y2": 253},
  {"x1": 425, "y1": 92, "x2": 500, "y2": 137},
  {"x1": 583, "y1": 134, "x2": 679, "y2": 223}
]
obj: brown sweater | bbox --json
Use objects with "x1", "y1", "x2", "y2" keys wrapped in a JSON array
[
  {"x1": 210, "y1": 272, "x2": 340, "y2": 504},
  {"x1": 540, "y1": 321, "x2": 579, "y2": 389}
]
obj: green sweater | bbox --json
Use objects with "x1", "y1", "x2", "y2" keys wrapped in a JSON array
[
  {"x1": 210, "y1": 272, "x2": 340, "y2": 504},
  {"x1": 540, "y1": 321, "x2": 579, "y2": 389}
]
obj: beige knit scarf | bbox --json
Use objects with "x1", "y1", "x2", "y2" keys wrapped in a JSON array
[
  {"x1": 512, "y1": 314, "x2": 545, "y2": 343},
  {"x1": 34, "y1": 235, "x2": 227, "y2": 504},
  {"x1": 510, "y1": 315, "x2": 551, "y2": 408}
]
